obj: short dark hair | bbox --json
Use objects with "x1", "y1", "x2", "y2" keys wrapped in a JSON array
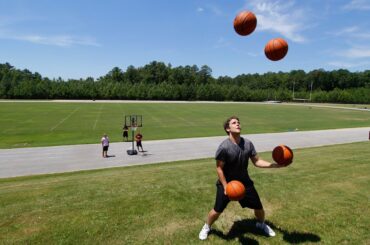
[{"x1": 223, "y1": 116, "x2": 240, "y2": 135}]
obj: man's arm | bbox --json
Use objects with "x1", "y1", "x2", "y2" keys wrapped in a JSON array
[
  {"x1": 251, "y1": 154, "x2": 282, "y2": 168},
  {"x1": 216, "y1": 160, "x2": 228, "y2": 194}
]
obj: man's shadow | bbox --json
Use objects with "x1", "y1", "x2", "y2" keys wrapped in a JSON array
[{"x1": 211, "y1": 218, "x2": 321, "y2": 244}]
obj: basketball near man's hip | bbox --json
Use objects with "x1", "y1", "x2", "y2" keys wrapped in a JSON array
[{"x1": 226, "y1": 180, "x2": 246, "y2": 201}]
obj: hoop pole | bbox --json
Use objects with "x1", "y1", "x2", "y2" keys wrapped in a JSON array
[{"x1": 132, "y1": 129, "x2": 135, "y2": 152}]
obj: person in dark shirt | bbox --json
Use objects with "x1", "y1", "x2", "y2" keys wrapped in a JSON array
[
  {"x1": 135, "y1": 131, "x2": 144, "y2": 152},
  {"x1": 199, "y1": 116, "x2": 284, "y2": 240},
  {"x1": 123, "y1": 124, "x2": 129, "y2": 142}
]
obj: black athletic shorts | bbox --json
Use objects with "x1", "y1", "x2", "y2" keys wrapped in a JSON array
[
  {"x1": 213, "y1": 182, "x2": 263, "y2": 213},
  {"x1": 123, "y1": 131, "x2": 128, "y2": 137},
  {"x1": 136, "y1": 141, "x2": 142, "y2": 147},
  {"x1": 103, "y1": 146, "x2": 109, "y2": 151}
]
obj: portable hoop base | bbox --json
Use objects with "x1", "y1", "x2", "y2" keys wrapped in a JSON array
[{"x1": 127, "y1": 149, "x2": 138, "y2": 155}]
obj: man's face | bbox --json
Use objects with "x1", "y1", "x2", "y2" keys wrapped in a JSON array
[{"x1": 227, "y1": 118, "x2": 241, "y2": 134}]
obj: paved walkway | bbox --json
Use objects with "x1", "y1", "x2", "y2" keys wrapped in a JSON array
[{"x1": 0, "y1": 127, "x2": 369, "y2": 178}]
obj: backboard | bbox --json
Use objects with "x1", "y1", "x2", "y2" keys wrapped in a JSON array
[{"x1": 125, "y1": 115, "x2": 143, "y2": 128}]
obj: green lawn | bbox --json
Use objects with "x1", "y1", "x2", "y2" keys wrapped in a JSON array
[
  {"x1": 0, "y1": 141, "x2": 369, "y2": 244},
  {"x1": 0, "y1": 101, "x2": 369, "y2": 148}
]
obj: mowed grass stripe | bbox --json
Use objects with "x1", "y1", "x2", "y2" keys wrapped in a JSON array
[
  {"x1": 0, "y1": 102, "x2": 369, "y2": 148},
  {"x1": 0, "y1": 142, "x2": 369, "y2": 244},
  {"x1": 92, "y1": 104, "x2": 104, "y2": 131},
  {"x1": 49, "y1": 107, "x2": 80, "y2": 131}
]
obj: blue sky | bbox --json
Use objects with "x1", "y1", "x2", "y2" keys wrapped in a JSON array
[{"x1": 0, "y1": 0, "x2": 369, "y2": 80}]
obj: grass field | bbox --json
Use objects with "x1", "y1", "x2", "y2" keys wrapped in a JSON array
[
  {"x1": 0, "y1": 141, "x2": 369, "y2": 244},
  {"x1": 0, "y1": 101, "x2": 369, "y2": 148}
]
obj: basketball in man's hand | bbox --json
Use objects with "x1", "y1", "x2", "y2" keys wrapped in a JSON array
[
  {"x1": 226, "y1": 180, "x2": 246, "y2": 201},
  {"x1": 272, "y1": 145, "x2": 293, "y2": 166}
]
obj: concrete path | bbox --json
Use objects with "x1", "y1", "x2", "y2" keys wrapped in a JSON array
[{"x1": 0, "y1": 127, "x2": 369, "y2": 178}]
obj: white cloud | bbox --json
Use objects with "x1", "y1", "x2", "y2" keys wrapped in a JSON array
[
  {"x1": 0, "y1": 31, "x2": 100, "y2": 47},
  {"x1": 213, "y1": 37, "x2": 230, "y2": 48},
  {"x1": 245, "y1": 0, "x2": 307, "y2": 43},
  {"x1": 209, "y1": 5, "x2": 224, "y2": 16},
  {"x1": 196, "y1": 4, "x2": 225, "y2": 16},
  {"x1": 339, "y1": 47, "x2": 370, "y2": 58},
  {"x1": 328, "y1": 61, "x2": 356, "y2": 68},
  {"x1": 328, "y1": 60, "x2": 370, "y2": 68},
  {"x1": 343, "y1": 0, "x2": 370, "y2": 10},
  {"x1": 213, "y1": 37, "x2": 260, "y2": 57},
  {"x1": 21, "y1": 34, "x2": 100, "y2": 47},
  {"x1": 246, "y1": 52, "x2": 259, "y2": 57},
  {"x1": 355, "y1": 32, "x2": 370, "y2": 39},
  {"x1": 331, "y1": 26, "x2": 370, "y2": 40},
  {"x1": 333, "y1": 26, "x2": 359, "y2": 35},
  {"x1": 0, "y1": 16, "x2": 100, "y2": 47}
]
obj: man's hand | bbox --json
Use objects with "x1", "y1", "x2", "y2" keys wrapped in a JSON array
[{"x1": 252, "y1": 155, "x2": 286, "y2": 168}]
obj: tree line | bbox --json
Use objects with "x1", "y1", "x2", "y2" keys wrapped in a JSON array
[{"x1": 0, "y1": 61, "x2": 369, "y2": 103}]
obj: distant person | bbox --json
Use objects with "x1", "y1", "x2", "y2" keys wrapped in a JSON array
[
  {"x1": 123, "y1": 124, "x2": 129, "y2": 142},
  {"x1": 198, "y1": 116, "x2": 284, "y2": 240},
  {"x1": 101, "y1": 133, "x2": 110, "y2": 158},
  {"x1": 135, "y1": 131, "x2": 144, "y2": 152}
]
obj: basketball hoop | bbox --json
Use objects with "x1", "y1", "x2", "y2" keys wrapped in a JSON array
[{"x1": 124, "y1": 114, "x2": 143, "y2": 156}]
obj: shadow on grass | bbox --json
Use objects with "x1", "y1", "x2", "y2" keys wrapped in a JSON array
[
  {"x1": 211, "y1": 218, "x2": 321, "y2": 244},
  {"x1": 273, "y1": 223, "x2": 321, "y2": 244}
]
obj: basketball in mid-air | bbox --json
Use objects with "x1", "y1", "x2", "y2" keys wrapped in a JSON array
[
  {"x1": 233, "y1": 11, "x2": 257, "y2": 36},
  {"x1": 226, "y1": 180, "x2": 246, "y2": 201},
  {"x1": 264, "y1": 38, "x2": 289, "y2": 61},
  {"x1": 272, "y1": 145, "x2": 293, "y2": 166}
]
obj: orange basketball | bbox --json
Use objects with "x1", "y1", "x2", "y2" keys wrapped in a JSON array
[
  {"x1": 264, "y1": 38, "x2": 289, "y2": 61},
  {"x1": 226, "y1": 180, "x2": 246, "y2": 201},
  {"x1": 233, "y1": 11, "x2": 257, "y2": 36},
  {"x1": 272, "y1": 145, "x2": 293, "y2": 166}
]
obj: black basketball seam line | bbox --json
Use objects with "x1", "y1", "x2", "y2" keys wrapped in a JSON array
[
  {"x1": 276, "y1": 38, "x2": 288, "y2": 60},
  {"x1": 230, "y1": 184, "x2": 243, "y2": 200},
  {"x1": 267, "y1": 40, "x2": 278, "y2": 61},
  {"x1": 235, "y1": 12, "x2": 256, "y2": 35},
  {"x1": 272, "y1": 39, "x2": 280, "y2": 60},
  {"x1": 265, "y1": 42, "x2": 272, "y2": 59}
]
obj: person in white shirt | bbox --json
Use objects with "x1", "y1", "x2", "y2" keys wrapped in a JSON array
[{"x1": 101, "y1": 134, "x2": 110, "y2": 158}]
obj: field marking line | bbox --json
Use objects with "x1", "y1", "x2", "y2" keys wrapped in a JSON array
[
  {"x1": 176, "y1": 116, "x2": 196, "y2": 126},
  {"x1": 49, "y1": 107, "x2": 80, "y2": 131},
  {"x1": 156, "y1": 104, "x2": 196, "y2": 126},
  {"x1": 274, "y1": 103, "x2": 370, "y2": 112},
  {"x1": 93, "y1": 104, "x2": 104, "y2": 130},
  {"x1": 139, "y1": 107, "x2": 164, "y2": 127},
  {"x1": 151, "y1": 115, "x2": 163, "y2": 126}
]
